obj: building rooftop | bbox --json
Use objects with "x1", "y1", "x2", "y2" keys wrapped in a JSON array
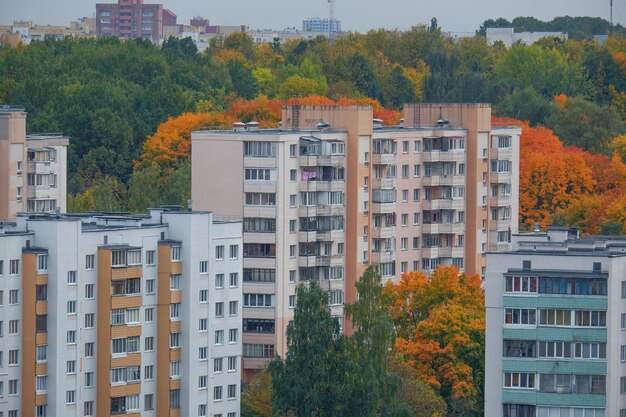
[{"x1": 0, "y1": 104, "x2": 26, "y2": 114}]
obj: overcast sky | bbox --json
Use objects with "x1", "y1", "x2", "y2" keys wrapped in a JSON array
[{"x1": 2, "y1": 0, "x2": 624, "y2": 33}]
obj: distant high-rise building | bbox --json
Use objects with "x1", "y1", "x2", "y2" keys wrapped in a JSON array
[
  {"x1": 0, "y1": 105, "x2": 68, "y2": 221},
  {"x1": 95, "y1": 0, "x2": 177, "y2": 43},
  {"x1": 302, "y1": 17, "x2": 341, "y2": 34}
]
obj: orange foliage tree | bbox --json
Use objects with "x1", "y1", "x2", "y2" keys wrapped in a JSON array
[
  {"x1": 136, "y1": 112, "x2": 233, "y2": 171},
  {"x1": 224, "y1": 95, "x2": 282, "y2": 127},
  {"x1": 382, "y1": 266, "x2": 484, "y2": 409}
]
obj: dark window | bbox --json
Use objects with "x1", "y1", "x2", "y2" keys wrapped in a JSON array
[{"x1": 36, "y1": 315, "x2": 47, "y2": 332}]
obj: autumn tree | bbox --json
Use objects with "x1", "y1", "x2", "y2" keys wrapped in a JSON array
[
  {"x1": 383, "y1": 266, "x2": 485, "y2": 415},
  {"x1": 241, "y1": 369, "x2": 272, "y2": 417}
]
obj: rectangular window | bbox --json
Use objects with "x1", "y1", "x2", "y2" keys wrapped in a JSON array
[
  {"x1": 9, "y1": 319, "x2": 19, "y2": 334},
  {"x1": 230, "y1": 244, "x2": 239, "y2": 259},
  {"x1": 215, "y1": 330, "x2": 224, "y2": 345},
  {"x1": 144, "y1": 394, "x2": 154, "y2": 411},
  {"x1": 146, "y1": 279, "x2": 155, "y2": 294},
  {"x1": 228, "y1": 384, "x2": 237, "y2": 399},
  {"x1": 503, "y1": 372, "x2": 535, "y2": 389},
  {"x1": 214, "y1": 386, "x2": 223, "y2": 401},
  {"x1": 214, "y1": 357, "x2": 223, "y2": 373},
  {"x1": 199, "y1": 375, "x2": 208, "y2": 389},
  {"x1": 85, "y1": 313, "x2": 95, "y2": 328},
  {"x1": 37, "y1": 254, "x2": 48, "y2": 271},
  {"x1": 36, "y1": 345, "x2": 47, "y2": 362},
  {"x1": 171, "y1": 246, "x2": 181, "y2": 261},
  {"x1": 229, "y1": 328, "x2": 238, "y2": 343},
  {"x1": 146, "y1": 250, "x2": 155, "y2": 265},
  {"x1": 86, "y1": 254, "x2": 95, "y2": 270},
  {"x1": 504, "y1": 276, "x2": 538, "y2": 293},
  {"x1": 199, "y1": 347, "x2": 208, "y2": 360},
  {"x1": 504, "y1": 308, "x2": 537, "y2": 325},
  {"x1": 245, "y1": 192, "x2": 276, "y2": 206},
  {"x1": 67, "y1": 300, "x2": 76, "y2": 314},
  {"x1": 8, "y1": 350, "x2": 18, "y2": 365},
  {"x1": 67, "y1": 360, "x2": 76, "y2": 374},
  {"x1": 144, "y1": 365, "x2": 154, "y2": 380},
  {"x1": 228, "y1": 356, "x2": 237, "y2": 371},
  {"x1": 200, "y1": 261, "x2": 208, "y2": 274},
  {"x1": 539, "y1": 309, "x2": 572, "y2": 326},
  {"x1": 85, "y1": 342, "x2": 94, "y2": 357},
  {"x1": 244, "y1": 141, "x2": 276, "y2": 157},
  {"x1": 215, "y1": 245, "x2": 224, "y2": 260},
  {"x1": 170, "y1": 333, "x2": 180, "y2": 348},
  {"x1": 9, "y1": 259, "x2": 19, "y2": 275},
  {"x1": 84, "y1": 400, "x2": 94, "y2": 416},
  {"x1": 199, "y1": 318, "x2": 208, "y2": 331},
  {"x1": 67, "y1": 330, "x2": 76, "y2": 344},
  {"x1": 170, "y1": 361, "x2": 180, "y2": 378},
  {"x1": 66, "y1": 390, "x2": 75, "y2": 404},
  {"x1": 85, "y1": 284, "x2": 94, "y2": 299},
  {"x1": 215, "y1": 302, "x2": 224, "y2": 317},
  {"x1": 229, "y1": 301, "x2": 238, "y2": 316},
  {"x1": 170, "y1": 274, "x2": 181, "y2": 290},
  {"x1": 145, "y1": 307, "x2": 154, "y2": 322}
]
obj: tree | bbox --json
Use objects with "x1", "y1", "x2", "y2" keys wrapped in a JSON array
[
  {"x1": 383, "y1": 266, "x2": 485, "y2": 415},
  {"x1": 241, "y1": 369, "x2": 272, "y2": 417},
  {"x1": 126, "y1": 164, "x2": 163, "y2": 212},
  {"x1": 227, "y1": 60, "x2": 259, "y2": 100},
  {"x1": 496, "y1": 86, "x2": 551, "y2": 124},
  {"x1": 278, "y1": 75, "x2": 321, "y2": 99}
]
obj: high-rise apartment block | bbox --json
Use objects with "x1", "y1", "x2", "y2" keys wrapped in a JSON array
[
  {"x1": 191, "y1": 103, "x2": 521, "y2": 381},
  {"x1": 0, "y1": 208, "x2": 242, "y2": 417},
  {"x1": 485, "y1": 228, "x2": 624, "y2": 417},
  {"x1": 96, "y1": 0, "x2": 177, "y2": 43},
  {"x1": 0, "y1": 105, "x2": 68, "y2": 221}
]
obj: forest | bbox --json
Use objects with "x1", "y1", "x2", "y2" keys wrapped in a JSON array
[{"x1": 0, "y1": 16, "x2": 624, "y2": 231}]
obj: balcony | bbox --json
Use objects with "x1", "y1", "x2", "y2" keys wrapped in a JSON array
[
  {"x1": 371, "y1": 153, "x2": 396, "y2": 165},
  {"x1": 370, "y1": 250, "x2": 394, "y2": 263},
  {"x1": 371, "y1": 202, "x2": 395, "y2": 214},
  {"x1": 299, "y1": 155, "x2": 344, "y2": 167},
  {"x1": 489, "y1": 147, "x2": 512, "y2": 160},
  {"x1": 489, "y1": 218, "x2": 512, "y2": 231},
  {"x1": 27, "y1": 161, "x2": 53, "y2": 174},
  {"x1": 372, "y1": 177, "x2": 396, "y2": 188},
  {"x1": 421, "y1": 222, "x2": 464, "y2": 235},
  {"x1": 422, "y1": 175, "x2": 465, "y2": 187},
  {"x1": 489, "y1": 194, "x2": 511, "y2": 207},
  {"x1": 26, "y1": 185, "x2": 56, "y2": 200},
  {"x1": 316, "y1": 205, "x2": 344, "y2": 216},
  {"x1": 490, "y1": 171, "x2": 511, "y2": 183},
  {"x1": 298, "y1": 180, "x2": 344, "y2": 193},
  {"x1": 371, "y1": 226, "x2": 396, "y2": 239},
  {"x1": 421, "y1": 151, "x2": 465, "y2": 163},
  {"x1": 421, "y1": 198, "x2": 464, "y2": 211}
]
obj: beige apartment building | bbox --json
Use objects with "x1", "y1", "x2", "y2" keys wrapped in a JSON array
[
  {"x1": 191, "y1": 103, "x2": 521, "y2": 381},
  {"x1": 0, "y1": 106, "x2": 68, "y2": 221}
]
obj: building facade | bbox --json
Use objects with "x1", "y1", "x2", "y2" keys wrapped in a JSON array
[
  {"x1": 191, "y1": 103, "x2": 520, "y2": 381},
  {"x1": 0, "y1": 106, "x2": 68, "y2": 221},
  {"x1": 486, "y1": 27, "x2": 568, "y2": 48},
  {"x1": 301, "y1": 17, "x2": 341, "y2": 34},
  {"x1": 96, "y1": 0, "x2": 176, "y2": 43},
  {"x1": 485, "y1": 228, "x2": 626, "y2": 416},
  {"x1": 0, "y1": 208, "x2": 242, "y2": 417}
]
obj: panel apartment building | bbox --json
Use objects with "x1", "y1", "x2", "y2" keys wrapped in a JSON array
[
  {"x1": 485, "y1": 228, "x2": 626, "y2": 417},
  {"x1": 0, "y1": 208, "x2": 242, "y2": 417},
  {"x1": 96, "y1": 0, "x2": 177, "y2": 43},
  {"x1": 191, "y1": 103, "x2": 521, "y2": 381},
  {"x1": 0, "y1": 106, "x2": 68, "y2": 221}
]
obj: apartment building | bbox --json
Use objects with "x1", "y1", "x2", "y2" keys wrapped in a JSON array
[
  {"x1": 301, "y1": 17, "x2": 342, "y2": 34},
  {"x1": 0, "y1": 207, "x2": 242, "y2": 417},
  {"x1": 191, "y1": 103, "x2": 520, "y2": 381},
  {"x1": 0, "y1": 105, "x2": 68, "y2": 221},
  {"x1": 485, "y1": 228, "x2": 626, "y2": 416},
  {"x1": 96, "y1": 0, "x2": 176, "y2": 43}
]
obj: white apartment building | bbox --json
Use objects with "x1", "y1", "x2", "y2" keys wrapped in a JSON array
[
  {"x1": 0, "y1": 207, "x2": 242, "y2": 417},
  {"x1": 486, "y1": 228, "x2": 626, "y2": 417},
  {"x1": 0, "y1": 105, "x2": 68, "y2": 221},
  {"x1": 191, "y1": 103, "x2": 521, "y2": 381}
]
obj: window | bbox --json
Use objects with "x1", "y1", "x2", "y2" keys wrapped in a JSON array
[
  {"x1": 215, "y1": 274, "x2": 224, "y2": 288},
  {"x1": 289, "y1": 194, "x2": 297, "y2": 207},
  {"x1": 85, "y1": 371, "x2": 94, "y2": 387},
  {"x1": 245, "y1": 192, "x2": 276, "y2": 206},
  {"x1": 199, "y1": 347, "x2": 208, "y2": 360},
  {"x1": 215, "y1": 302, "x2": 224, "y2": 317},
  {"x1": 9, "y1": 315, "x2": 18, "y2": 335},
  {"x1": 574, "y1": 310, "x2": 606, "y2": 327},
  {"x1": 214, "y1": 386, "x2": 223, "y2": 401},
  {"x1": 36, "y1": 345, "x2": 47, "y2": 362},
  {"x1": 504, "y1": 308, "x2": 536, "y2": 325},
  {"x1": 199, "y1": 290, "x2": 208, "y2": 302},
  {"x1": 243, "y1": 344, "x2": 275, "y2": 358},
  {"x1": 0, "y1": 260, "x2": 2, "y2": 275},
  {"x1": 145, "y1": 336, "x2": 154, "y2": 351},
  {"x1": 85, "y1": 313, "x2": 95, "y2": 328},
  {"x1": 9, "y1": 259, "x2": 19, "y2": 275},
  {"x1": 145, "y1": 307, "x2": 154, "y2": 322},
  {"x1": 37, "y1": 254, "x2": 48, "y2": 271},
  {"x1": 503, "y1": 372, "x2": 535, "y2": 389},
  {"x1": 199, "y1": 261, "x2": 208, "y2": 274},
  {"x1": 329, "y1": 290, "x2": 343, "y2": 305},
  {"x1": 144, "y1": 394, "x2": 154, "y2": 411},
  {"x1": 229, "y1": 328, "x2": 238, "y2": 343},
  {"x1": 144, "y1": 365, "x2": 154, "y2": 380},
  {"x1": 228, "y1": 356, "x2": 237, "y2": 371},
  {"x1": 215, "y1": 330, "x2": 224, "y2": 345},
  {"x1": 244, "y1": 141, "x2": 276, "y2": 157},
  {"x1": 230, "y1": 244, "x2": 239, "y2": 259},
  {"x1": 112, "y1": 250, "x2": 127, "y2": 267},
  {"x1": 289, "y1": 245, "x2": 296, "y2": 258},
  {"x1": 66, "y1": 390, "x2": 76, "y2": 404},
  {"x1": 573, "y1": 342, "x2": 606, "y2": 359},
  {"x1": 170, "y1": 361, "x2": 180, "y2": 378},
  {"x1": 67, "y1": 360, "x2": 76, "y2": 374},
  {"x1": 401, "y1": 213, "x2": 408, "y2": 226},
  {"x1": 539, "y1": 309, "x2": 571, "y2": 326},
  {"x1": 85, "y1": 342, "x2": 94, "y2": 357},
  {"x1": 504, "y1": 340, "x2": 536, "y2": 358},
  {"x1": 198, "y1": 404, "x2": 207, "y2": 417},
  {"x1": 8, "y1": 350, "x2": 18, "y2": 365},
  {"x1": 413, "y1": 212, "x2": 420, "y2": 224},
  {"x1": 67, "y1": 300, "x2": 76, "y2": 314},
  {"x1": 145, "y1": 279, "x2": 155, "y2": 294},
  {"x1": 215, "y1": 245, "x2": 225, "y2": 260},
  {"x1": 244, "y1": 293, "x2": 273, "y2": 307},
  {"x1": 86, "y1": 254, "x2": 95, "y2": 270},
  {"x1": 402, "y1": 164, "x2": 409, "y2": 178},
  {"x1": 244, "y1": 168, "x2": 274, "y2": 181},
  {"x1": 290, "y1": 169, "x2": 297, "y2": 182},
  {"x1": 85, "y1": 284, "x2": 94, "y2": 299},
  {"x1": 170, "y1": 389, "x2": 181, "y2": 408},
  {"x1": 230, "y1": 272, "x2": 238, "y2": 287},
  {"x1": 228, "y1": 384, "x2": 237, "y2": 399},
  {"x1": 35, "y1": 285, "x2": 47, "y2": 301},
  {"x1": 170, "y1": 333, "x2": 180, "y2": 348},
  {"x1": 229, "y1": 301, "x2": 238, "y2": 316},
  {"x1": 84, "y1": 401, "x2": 94, "y2": 416},
  {"x1": 146, "y1": 250, "x2": 155, "y2": 265},
  {"x1": 504, "y1": 276, "x2": 538, "y2": 293},
  {"x1": 170, "y1": 274, "x2": 181, "y2": 290},
  {"x1": 67, "y1": 330, "x2": 76, "y2": 344},
  {"x1": 214, "y1": 357, "x2": 223, "y2": 372},
  {"x1": 199, "y1": 375, "x2": 208, "y2": 389},
  {"x1": 198, "y1": 318, "x2": 208, "y2": 332}
]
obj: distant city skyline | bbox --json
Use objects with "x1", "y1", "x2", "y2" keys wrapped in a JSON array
[{"x1": 2, "y1": 0, "x2": 624, "y2": 33}]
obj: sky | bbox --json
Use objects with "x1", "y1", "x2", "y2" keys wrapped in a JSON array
[{"x1": 1, "y1": 0, "x2": 624, "y2": 33}]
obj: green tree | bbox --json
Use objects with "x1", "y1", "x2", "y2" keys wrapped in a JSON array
[
  {"x1": 227, "y1": 60, "x2": 259, "y2": 99},
  {"x1": 278, "y1": 75, "x2": 320, "y2": 99},
  {"x1": 161, "y1": 160, "x2": 191, "y2": 207},
  {"x1": 496, "y1": 86, "x2": 552, "y2": 124},
  {"x1": 126, "y1": 164, "x2": 163, "y2": 212}
]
